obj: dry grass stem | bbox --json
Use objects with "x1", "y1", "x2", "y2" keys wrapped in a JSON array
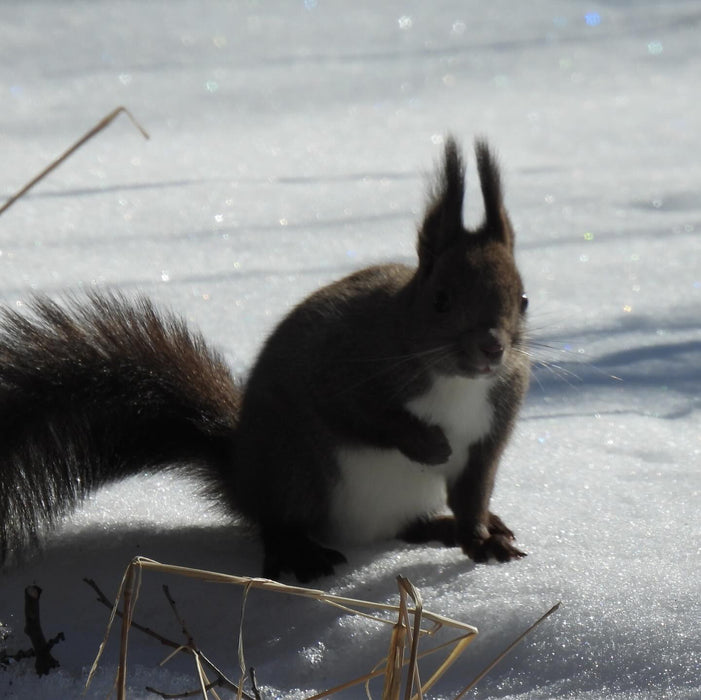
[
  {"x1": 88, "y1": 557, "x2": 480, "y2": 700},
  {"x1": 401, "y1": 577, "x2": 424, "y2": 700},
  {"x1": 117, "y1": 561, "x2": 140, "y2": 699},
  {"x1": 0, "y1": 105, "x2": 149, "y2": 216},
  {"x1": 380, "y1": 582, "x2": 407, "y2": 700},
  {"x1": 88, "y1": 556, "x2": 558, "y2": 699},
  {"x1": 454, "y1": 602, "x2": 562, "y2": 698},
  {"x1": 236, "y1": 581, "x2": 254, "y2": 700}
]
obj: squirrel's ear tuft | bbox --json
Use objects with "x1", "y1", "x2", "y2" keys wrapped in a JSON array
[
  {"x1": 417, "y1": 136, "x2": 465, "y2": 273},
  {"x1": 474, "y1": 138, "x2": 515, "y2": 250}
]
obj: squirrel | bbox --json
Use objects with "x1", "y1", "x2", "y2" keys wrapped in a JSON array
[{"x1": 0, "y1": 136, "x2": 530, "y2": 582}]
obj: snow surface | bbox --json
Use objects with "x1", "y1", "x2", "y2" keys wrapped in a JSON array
[{"x1": 1, "y1": 1, "x2": 699, "y2": 698}]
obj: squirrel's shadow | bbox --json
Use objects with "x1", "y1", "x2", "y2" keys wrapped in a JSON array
[{"x1": 1, "y1": 523, "x2": 476, "y2": 693}]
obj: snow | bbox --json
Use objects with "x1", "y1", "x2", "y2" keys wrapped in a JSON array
[{"x1": 0, "y1": 1, "x2": 699, "y2": 698}]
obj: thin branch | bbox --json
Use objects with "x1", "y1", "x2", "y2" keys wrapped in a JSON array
[
  {"x1": 162, "y1": 584, "x2": 247, "y2": 698},
  {"x1": 145, "y1": 678, "x2": 225, "y2": 699},
  {"x1": 197, "y1": 651, "x2": 247, "y2": 698},
  {"x1": 0, "y1": 105, "x2": 149, "y2": 216},
  {"x1": 84, "y1": 578, "x2": 179, "y2": 649},
  {"x1": 84, "y1": 577, "x2": 253, "y2": 700},
  {"x1": 163, "y1": 585, "x2": 196, "y2": 649},
  {"x1": 249, "y1": 667, "x2": 263, "y2": 700},
  {"x1": 23, "y1": 585, "x2": 62, "y2": 676}
]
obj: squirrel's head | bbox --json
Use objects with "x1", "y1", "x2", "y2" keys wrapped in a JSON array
[{"x1": 408, "y1": 137, "x2": 528, "y2": 378}]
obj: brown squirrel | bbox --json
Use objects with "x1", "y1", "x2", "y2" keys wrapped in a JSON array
[{"x1": 0, "y1": 137, "x2": 529, "y2": 582}]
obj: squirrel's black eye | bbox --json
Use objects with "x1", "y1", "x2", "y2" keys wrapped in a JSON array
[
  {"x1": 520, "y1": 293, "x2": 529, "y2": 313},
  {"x1": 433, "y1": 289, "x2": 452, "y2": 313}
]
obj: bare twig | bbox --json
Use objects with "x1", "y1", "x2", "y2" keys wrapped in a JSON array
[
  {"x1": 145, "y1": 678, "x2": 226, "y2": 699},
  {"x1": 1, "y1": 633, "x2": 66, "y2": 669},
  {"x1": 0, "y1": 646, "x2": 33, "y2": 666},
  {"x1": 145, "y1": 678, "x2": 227, "y2": 699},
  {"x1": 23, "y1": 585, "x2": 62, "y2": 676},
  {"x1": 84, "y1": 578, "x2": 179, "y2": 649},
  {"x1": 84, "y1": 577, "x2": 252, "y2": 700},
  {"x1": 195, "y1": 651, "x2": 247, "y2": 698},
  {"x1": 0, "y1": 105, "x2": 149, "y2": 216},
  {"x1": 163, "y1": 585, "x2": 196, "y2": 648},
  {"x1": 249, "y1": 667, "x2": 263, "y2": 700},
  {"x1": 161, "y1": 584, "x2": 247, "y2": 699}
]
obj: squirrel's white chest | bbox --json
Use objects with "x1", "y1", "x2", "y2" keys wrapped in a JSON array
[{"x1": 329, "y1": 374, "x2": 495, "y2": 543}]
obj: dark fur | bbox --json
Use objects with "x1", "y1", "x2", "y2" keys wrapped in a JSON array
[
  {"x1": 0, "y1": 137, "x2": 530, "y2": 581},
  {"x1": 0, "y1": 294, "x2": 241, "y2": 562}
]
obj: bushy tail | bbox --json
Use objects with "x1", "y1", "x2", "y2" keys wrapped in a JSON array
[{"x1": 0, "y1": 293, "x2": 242, "y2": 563}]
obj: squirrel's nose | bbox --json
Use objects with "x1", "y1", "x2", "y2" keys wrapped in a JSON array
[
  {"x1": 478, "y1": 329, "x2": 505, "y2": 364},
  {"x1": 479, "y1": 340, "x2": 504, "y2": 363}
]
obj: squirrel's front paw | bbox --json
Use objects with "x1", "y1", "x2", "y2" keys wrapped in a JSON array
[
  {"x1": 487, "y1": 512, "x2": 516, "y2": 541},
  {"x1": 399, "y1": 424, "x2": 452, "y2": 465}
]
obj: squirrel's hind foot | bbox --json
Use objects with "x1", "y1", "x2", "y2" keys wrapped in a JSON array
[
  {"x1": 399, "y1": 515, "x2": 457, "y2": 547},
  {"x1": 262, "y1": 526, "x2": 347, "y2": 583}
]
